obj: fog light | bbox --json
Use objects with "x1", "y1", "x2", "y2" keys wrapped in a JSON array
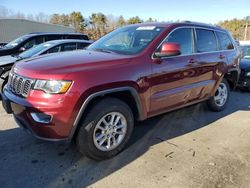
[{"x1": 30, "y1": 113, "x2": 52, "y2": 124}]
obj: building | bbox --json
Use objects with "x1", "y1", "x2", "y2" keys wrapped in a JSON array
[{"x1": 0, "y1": 19, "x2": 75, "y2": 43}]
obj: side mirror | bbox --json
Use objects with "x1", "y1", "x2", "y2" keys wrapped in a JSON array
[{"x1": 154, "y1": 42, "x2": 181, "y2": 58}]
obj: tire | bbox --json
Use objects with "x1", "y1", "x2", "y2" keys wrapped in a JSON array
[
  {"x1": 76, "y1": 97, "x2": 134, "y2": 160},
  {"x1": 207, "y1": 78, "x2": 230, "y2": 112}
]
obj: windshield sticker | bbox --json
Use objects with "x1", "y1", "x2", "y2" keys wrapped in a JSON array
[{"x1": 136, "y1": 26, "x2": 156, "y2": 30}]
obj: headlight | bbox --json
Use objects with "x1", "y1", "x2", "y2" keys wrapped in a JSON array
[
  {"x1": 34, "y1": 80, "x2": 72, "y2": 94},
  {"x1": 246, "y1": 72, "x2": 250, "y2": 77}
]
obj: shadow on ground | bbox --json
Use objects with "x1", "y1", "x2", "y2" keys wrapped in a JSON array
[{"x1": 0, "y1": 91, "x2": 249, "y2": 187}]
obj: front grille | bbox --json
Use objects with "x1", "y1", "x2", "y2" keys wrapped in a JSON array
[{"x1": 8, "y1": 72, "x2": 34, "y2": 97}]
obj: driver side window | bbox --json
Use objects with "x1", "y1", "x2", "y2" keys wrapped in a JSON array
[{"x1": 163, "y1": 28, "x2": 193, "y2": 55}]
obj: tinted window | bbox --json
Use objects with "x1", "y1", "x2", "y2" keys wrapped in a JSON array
[
  {"x1": 62, "y1": 43, "x2": 77, "y2": 51},
  {"x1": 22, "y1": 36, "x2": 44, "y2": 50},
  {"x1": 65, "y1": 35, "x2": 89, "y2": 40},
  {"x1": 35, "y1": 37, "x2": 44, "y2": 44},
  {"x1": 45, "y1": 35, "x2": 62, "y2": 41},
  {"x1": 164, "y1": 28, "x2": 193, "y2": 55},
  {"x1": 77, "y1": 42, "x2": 90, "y2": 49},
  {"x1": 196, "y1": 29, "x2": 217, "y2": 52},
  {"x1": 47, "y1": 45, "x2": 60, "y2": 53},
  {"x1": 216, "y1": 31, "x2": 234, "y2": 50}
]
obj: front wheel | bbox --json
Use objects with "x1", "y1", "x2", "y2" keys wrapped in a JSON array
[
  {"x1": 76, "y1": 98, "x2": 134, "y2": 160},
  {"x1": 207, "y1": 78, "x2": 230, "y2": 112}
]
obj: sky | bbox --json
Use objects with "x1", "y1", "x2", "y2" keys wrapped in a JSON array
[{"x1": 0, "y1": 0, "x2": 250, "y2": 23}]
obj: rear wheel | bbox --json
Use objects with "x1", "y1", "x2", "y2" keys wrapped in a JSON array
[
  {"x1": 207, "y1": 78, "x2": 230, "y2": 112},
  {"x1": 76, "y1": 98, "x2": 134, "y2": 160}
]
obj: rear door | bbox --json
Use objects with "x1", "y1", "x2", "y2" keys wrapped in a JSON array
[{"x1": 195, "y1": 28, "x2": 226, "y2": 94}]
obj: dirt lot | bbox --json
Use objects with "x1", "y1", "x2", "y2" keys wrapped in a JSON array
[{"x1": 0, "y1": 90, "x2": 250, "y2": 188}]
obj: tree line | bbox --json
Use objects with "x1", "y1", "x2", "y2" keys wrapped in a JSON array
[
  {"x1": 49, "y1": 12, "x2": 157, "y2": 40},
  {"x1": 0, "y1": 6, "x2": 249, "y2": 40},
  {"x1": 50, "y1": 12, "x2": 250, "y2": 40}
]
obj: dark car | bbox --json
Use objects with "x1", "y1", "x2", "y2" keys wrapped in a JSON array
[
  {"x1": 0, "y1": 32, "x2": 89, "y2": 57},
  {"x1": 0, "y1": 39, "x2": 92, "y2": 92},
  {"x1": 1, "y1": 22, "x2": 240, "y2": 160},
  {"x1": 238, "y1": 41, "x2": 250, "y2": 90}
]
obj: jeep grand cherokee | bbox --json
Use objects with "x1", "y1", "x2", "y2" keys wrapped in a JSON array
[{"x1": 1, "y1": 22, "x2": 240, "y2": 160}]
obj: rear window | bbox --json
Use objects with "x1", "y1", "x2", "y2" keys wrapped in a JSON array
[
  {"x1": 216, "y1": 31, "x2": 234, "y2": 50},
  {"x1": 196, "y1": 29, "x2": 217, "y2": 53}
]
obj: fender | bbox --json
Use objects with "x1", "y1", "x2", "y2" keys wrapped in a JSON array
[{"x1": 68, "y1": 86, "x2": 145, "y2": 140}]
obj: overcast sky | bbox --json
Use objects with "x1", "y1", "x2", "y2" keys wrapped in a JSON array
[{"x1": 0, "y1": 0, "x2": 249, "y2": 23}]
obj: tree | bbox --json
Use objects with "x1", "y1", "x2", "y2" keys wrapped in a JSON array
[
  {"x1": 218, "y1": 18, "x2": 247, "y2": 40},
  {"x1": 117, "y1": 15, "x2": 126, "y2": 27},
  {"x1": 50, "y1": 13, "x2": 70, "y2": 26},
  {"x1": 146, "y1": 17, "x2": 157, "y2": 23},
  {"x1": 89, "y1": 12, "x2": 107, "y2": 38},
  {"x1": 69, "y1": 11, "x2": 85, "y2": 32},
  {"x1": 127, "y1": 16, "x2": 143, "y2": 24}
]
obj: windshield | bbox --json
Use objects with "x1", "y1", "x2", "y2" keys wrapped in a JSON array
[
  {"x1": 241, "y1": 45, "x2": 250, "y2": 59},
  {"x1": 87, "y1": 26, "x2": 164, "y2": 55},
  {"x1": 4, "y1": 35, "x2": 30, "y2": 49},
  {"x1": 19, "y1": 42, "x2": 54, "y2": 59}
]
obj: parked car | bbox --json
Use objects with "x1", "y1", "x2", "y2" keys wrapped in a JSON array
[
  {"x1": 0, "y1": 32, "x2": 89, "y2": 57},
  {"x1": 238, "y1": 41, "x2": 250, "y2": 90},
  {"x1": 1, "y1": 22, "x2": 240, "y2": 160},
  {"x1": 0, "y1": 39, "x2": 92, "y2": 92}
]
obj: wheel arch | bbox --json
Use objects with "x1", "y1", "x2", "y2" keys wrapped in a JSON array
[{"x1": 69, "y1": 87, "x2": 145, "y2": 141}]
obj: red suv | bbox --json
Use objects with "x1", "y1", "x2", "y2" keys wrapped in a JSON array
[{"x1": 2, "y1": 22, "x2": 240, "y2": 160}]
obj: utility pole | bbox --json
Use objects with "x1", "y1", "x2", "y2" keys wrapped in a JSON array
[{"x1": 244, "y1": 16, "x2": 250, "y2": 40}]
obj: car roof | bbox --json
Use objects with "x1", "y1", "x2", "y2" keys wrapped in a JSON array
[
  {"x1": 27, "y1": 32, "x2": 86, "y2": 35},
  {"x1": 43, "y1": 39, "x2": 92, "y2": 45},
  {"x1": 126, "y1": 21, "x2": 227, "y2": 32}
]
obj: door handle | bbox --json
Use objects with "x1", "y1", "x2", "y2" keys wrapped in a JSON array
[
  {"x1": 188, "y1": 58, "x2": 198, "y2": 64},
  {"x1": 219, "y1": 54, "x2": 225, "y2": 59}
]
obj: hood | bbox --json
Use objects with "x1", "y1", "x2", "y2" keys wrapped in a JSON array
[
  {"x1": 0, "y1": 55, "x2": 18, "y2": 66},
  {"x1": 240, "y1": 59, "x2": 250, "y2": 70},
  {"x1": 14, "y1": 50, "x2": 132, "y2": 77}
]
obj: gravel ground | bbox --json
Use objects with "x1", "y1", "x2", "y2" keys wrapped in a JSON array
[{"x1": 0, "y1": 90, "x2": 250, "y2": 188}]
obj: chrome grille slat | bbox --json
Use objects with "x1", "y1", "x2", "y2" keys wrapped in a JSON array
[{"x1": 8, "y1": 73, "x2": 34, "y2": 98}]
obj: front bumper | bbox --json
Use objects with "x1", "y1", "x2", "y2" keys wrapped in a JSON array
[{"x1": 1, "y1": 88, "x2": 78, "y2": 141}]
